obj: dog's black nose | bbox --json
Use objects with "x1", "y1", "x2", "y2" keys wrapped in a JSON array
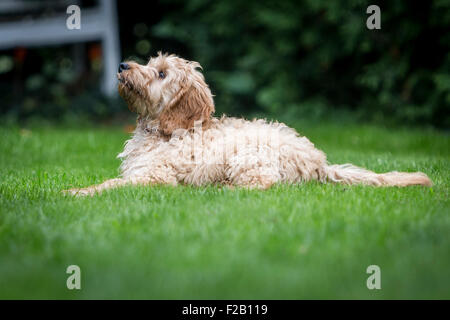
[{"x1": 118, "y1": 62, "x2": 130, "y2": 73}]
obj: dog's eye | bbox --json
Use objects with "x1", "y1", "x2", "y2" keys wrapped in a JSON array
[{"x1": 158, "y1": 71, "x2": 165, "y2": 79}]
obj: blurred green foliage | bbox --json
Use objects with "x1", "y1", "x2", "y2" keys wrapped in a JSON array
[
  {"x1": 0, "y1": 0, "x2": 448, "y2": 127},
  {"x1": 151, "y1": 0, "x2": 449, "y2": 127}
]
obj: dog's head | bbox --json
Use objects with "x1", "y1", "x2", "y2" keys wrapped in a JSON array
[{"x1": 117, "y1": 52, "x2": 215, "y2": 136}]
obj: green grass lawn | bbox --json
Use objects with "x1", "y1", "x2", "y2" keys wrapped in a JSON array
[{"x1": 0, "y1": 121, "x2": 449, "y2": 299}]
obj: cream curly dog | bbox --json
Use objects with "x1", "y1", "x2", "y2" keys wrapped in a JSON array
[{"x1": 65, "y1": 53, "x2": 431, "y2": 196}]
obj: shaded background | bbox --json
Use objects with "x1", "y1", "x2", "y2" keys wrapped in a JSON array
[
  {"x1": 0, "y1": 0, "x2": 448, "y2": 128},
  {"x1": 0, "y1": 1, "x2": 449, "y2": 300}
]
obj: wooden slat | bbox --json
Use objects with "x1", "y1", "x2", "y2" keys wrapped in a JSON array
[
  {"x1": 0, "y1": 9, "x2": 104, "y2": 49},
  {"x1": 0, "y1": 0, "x2": 74, "y2": 13}
]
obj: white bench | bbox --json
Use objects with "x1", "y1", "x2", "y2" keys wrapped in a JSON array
[{"x1": 0, "y1": 0, "x2": 120, "y2": 96}]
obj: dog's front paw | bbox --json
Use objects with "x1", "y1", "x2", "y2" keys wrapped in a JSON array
[{"x1": 62, "y1": 187, "x2": 97, "y2": 197}]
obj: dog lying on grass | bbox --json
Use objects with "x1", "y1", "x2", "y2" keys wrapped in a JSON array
[{"x1": 65, "y1": 53, "x2": 431, "y2": 196}]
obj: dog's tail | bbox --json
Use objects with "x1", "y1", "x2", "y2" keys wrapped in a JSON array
[{"x1": 323, "y1": 164, "x2": 432, "y2": 187}]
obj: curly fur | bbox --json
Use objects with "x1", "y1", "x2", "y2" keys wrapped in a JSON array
[{"x1": 65, "y1": 53, "x2": 432, "y2": 196}]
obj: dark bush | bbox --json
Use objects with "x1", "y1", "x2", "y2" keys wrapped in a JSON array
[
  {"x1": 0, "y1": 0, "x2": 448, "y2": 128},
  {"x1": 150, "y1": 0, "x2": 449, "y2": 128}
]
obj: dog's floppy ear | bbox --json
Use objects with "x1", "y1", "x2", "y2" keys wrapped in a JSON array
[{"x1": 158, "y1": 76, "x2": 215, "y2": 136}]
